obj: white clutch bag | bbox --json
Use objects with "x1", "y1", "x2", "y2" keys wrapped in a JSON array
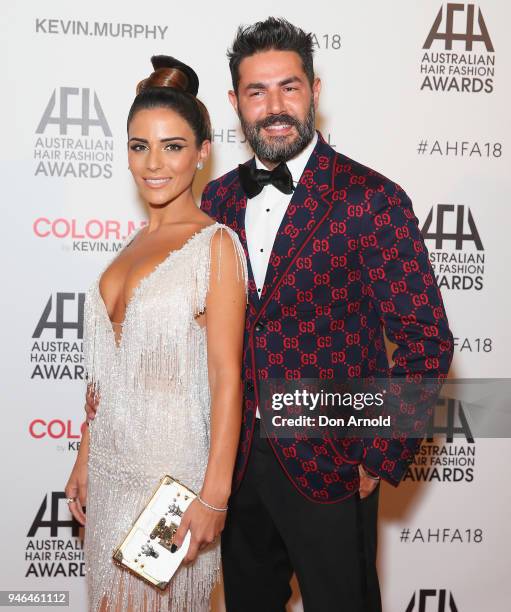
[{"x1": 112, "y1": 475, "x2": 196, "y2": 590}]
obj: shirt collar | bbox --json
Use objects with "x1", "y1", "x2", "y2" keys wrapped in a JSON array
[{"x1": 255, "y1": 131, "x2": 318, "y2": 184}]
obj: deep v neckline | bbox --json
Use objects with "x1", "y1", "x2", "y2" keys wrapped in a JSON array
[{"x1": 96, "y1": 222, "x2": 219, "y2": 349}]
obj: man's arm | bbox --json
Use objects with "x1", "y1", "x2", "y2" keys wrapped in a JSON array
[
  {"x1": 357, "y1": 182, "x2": 454, "y2": 485},
  {"x1": 200, "y1": 179, "x2": 220, "y2": 219}
]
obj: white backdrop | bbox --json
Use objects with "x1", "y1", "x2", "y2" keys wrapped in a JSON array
[{"x1": 1, "y1": 1, "x2": 510, "y2": 610}]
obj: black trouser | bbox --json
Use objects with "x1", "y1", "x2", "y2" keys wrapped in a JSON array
[{"x1": 221, "y1": 421, "x2": 382, "y2": 612}]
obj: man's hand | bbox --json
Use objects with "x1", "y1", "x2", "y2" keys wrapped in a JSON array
[
  {"x1": 85, "y1": 384, "x2": 100, "y2": 421},
  {"x1": 358, "y1": 464, "x2": 380, "y2": 499}
]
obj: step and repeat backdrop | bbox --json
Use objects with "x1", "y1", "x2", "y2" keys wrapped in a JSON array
[{"x1": 2, "y1": 1, "x2": 510, "y2": 610}]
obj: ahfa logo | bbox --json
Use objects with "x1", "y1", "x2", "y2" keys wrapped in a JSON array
[
  {"x1": 419, "y1": 4, "x2": 495, "y2": 93},
  {"x1": 36, "y1": 87, "x2": 112, "y2": 136},
  {"x1": 406, "y1": 589, "x2": 458, "y2": 612},
  {"x1": 424, "y1": 4, "x2": 494, "y2": 52},
  {"x1": 421, "y1": 205, "x2": 485, "y2": 290},
  {"x1": 30, "y1": 293, "x2": 85, "y2": 380},
  {"x1": 426, "y1": 398, "x2": 474, "y2": 443},
  {"x1": 406, "y1": 393, "x2": 476, "y2": 484},
  {"x1": 421, "y1": 205, "x2": 483, "y2": 251},
  {"x1": 27, "y1": 492, "x2": 80, "y2": 537},
  {"x1": 33, "y1": 293, "x2": 84, "y2": 339}
]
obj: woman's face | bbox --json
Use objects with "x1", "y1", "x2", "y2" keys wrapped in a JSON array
[{"x1": 128, "y1": 107, "x2": 208, "y2": 207}]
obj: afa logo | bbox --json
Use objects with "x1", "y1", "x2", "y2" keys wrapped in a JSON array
[
  {"x1": 33, "y1": 292, "x2": 85, "y2": 339},
  {"x1": 421, "y1": 205, "x2": 483, "y2": 251},
  {"x1": 28, "y1": 492, "x2": 81, "y2": 538},
  {"x1": 405, "y1": 399, "x2": 475, "y2": 484},
  {"x1": 424, "y1": 4, "x2": 494, "y2": 52},
  {"x1": 406, "y1": 589, "x2": 459, "y2": 612},
  {"x1": 426, "y1": 397, "x2": 474, "y2": 443},
  {"x1": 25, "y1": 492, "x2": 84, "y2": 578},
  {"x1": 421, "y1": 205, "x2": 485, "y2": 291},
  {"x1": 419, "y1": 4, "x2": 495, "y2": 93},
  {"x1": 30, "y1": 293, "x2": 85, "y2": 380},
  {"x1": 34, "y1": 88, "x2": 113, "y2": 178},
  {"x1": 36, "y1": 87, "x2": 111, "y2": 137}
]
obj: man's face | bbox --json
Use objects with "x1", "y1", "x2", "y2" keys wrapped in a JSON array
[{"x1": 229, "y1": 49, "x2": 321, "y2": 166}]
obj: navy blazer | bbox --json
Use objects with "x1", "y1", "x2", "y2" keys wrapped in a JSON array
[{"x1": 201, "y1": 133, "x2": 453, "y2": 503}]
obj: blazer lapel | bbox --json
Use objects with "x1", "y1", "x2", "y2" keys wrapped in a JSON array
[{"x1": 258, "y1": 133, "x2": 335, "y2": 309}]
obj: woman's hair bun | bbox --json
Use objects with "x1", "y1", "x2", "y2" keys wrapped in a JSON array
[{"x1": 136, "y1": 55, "x2": 200, "y2": 96}]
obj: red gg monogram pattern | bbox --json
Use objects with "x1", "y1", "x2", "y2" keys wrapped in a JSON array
[{"x1": 201, "y1": 133, "x2": 453, "y2": 503}]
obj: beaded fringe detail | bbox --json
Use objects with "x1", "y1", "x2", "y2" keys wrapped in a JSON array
[
  {"x1": 82, "y1": 224, "x2": 248, "y2": 611},
  {"x1": 84, "y1": 223, "x2": 248, "y2": 397},
  {"x1": 85, "y1": 473, "x2": 220, "y2": 612}
]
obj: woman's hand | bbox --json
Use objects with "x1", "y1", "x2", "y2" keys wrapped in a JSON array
[
  {"x1": 85, "y1": 384, "x2": 100, "y2": 421},
  {"x1": 173, "y1": 498, "x2": 226, "y2": 564},
  {"x1": 65, "y1": 457, "x2": 88, "y2": 525}
]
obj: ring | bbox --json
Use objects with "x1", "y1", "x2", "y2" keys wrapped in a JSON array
[{"x1": 65, "y1": 497, "x2": 77, "y2": 504}]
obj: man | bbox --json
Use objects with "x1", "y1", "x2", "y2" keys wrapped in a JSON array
[
  {"x1": 200, "y1": 17, "x2": 453, "y2": 612},
  {"x1": 87, "y1": 17, "x2": 453, "y2": 612}
]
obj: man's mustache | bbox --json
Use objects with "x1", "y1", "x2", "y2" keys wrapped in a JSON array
[{"x1": 256, "y1": 114, "x2": 299, "y2": 130}]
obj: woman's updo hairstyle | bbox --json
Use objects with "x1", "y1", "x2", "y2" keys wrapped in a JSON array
[{"x1": 127, "y1": 55, "x2": 211, "y2": 145}]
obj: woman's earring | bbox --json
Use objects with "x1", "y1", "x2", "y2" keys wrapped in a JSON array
[{"x1": 197, "y1": 161, "x2": 204, "y2": 170}]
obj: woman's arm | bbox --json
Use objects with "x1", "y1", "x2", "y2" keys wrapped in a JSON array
[
  {"x1": 200, "y1": 229, "x2": 246, "y2": 509},
  {"x1": 64, "y1": 414, "x2": 90, "y2": 525},
  {"x1": 175, "y1": 228, "x2": 247, "y2": 563}
]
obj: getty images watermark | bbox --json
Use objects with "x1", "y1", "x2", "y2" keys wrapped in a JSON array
[
  {"x1": 257, "y1": 379, "x2": 511, "y2": 439},
  {"x1": 271, "y1": 388, "x2": 388, "y2": 427}
]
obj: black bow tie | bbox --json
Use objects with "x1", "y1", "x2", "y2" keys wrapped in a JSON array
[{"x1": 238, "y1": 161, "x2": 295, "y2": 199}]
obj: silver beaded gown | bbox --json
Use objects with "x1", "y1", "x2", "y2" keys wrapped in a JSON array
[{"x1": 83, "y1": 223, "x2": 248, "y2": 612}]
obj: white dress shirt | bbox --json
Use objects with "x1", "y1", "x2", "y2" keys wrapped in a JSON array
[{"x1": 244, "y1": 133, "x2": 318, "y2": 418}]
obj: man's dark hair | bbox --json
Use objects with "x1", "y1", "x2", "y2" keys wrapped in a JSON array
[{"x1": 228, "y1": 17, "x2": 315, "y2": 93}]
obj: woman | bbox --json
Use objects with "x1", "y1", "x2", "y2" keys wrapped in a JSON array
[{"x1": 64, "y1": 55, "x2": 248, "y2": 611}]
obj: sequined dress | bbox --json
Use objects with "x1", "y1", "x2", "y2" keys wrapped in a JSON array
[{"x1": 83, "y1": 223, "x2": 247, "y2": 612}]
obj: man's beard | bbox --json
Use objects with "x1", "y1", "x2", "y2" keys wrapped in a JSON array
[{"x1": 239, "y1": 100, "x2": 315, "y2": 164}]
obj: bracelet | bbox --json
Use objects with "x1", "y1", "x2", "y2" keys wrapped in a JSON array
[
  {"x1": 361, "y1": 466, "x2": 380, "y2": 481},
  {"x1": 197, "y1": 494, "x2": 228, "y2": 512}
]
